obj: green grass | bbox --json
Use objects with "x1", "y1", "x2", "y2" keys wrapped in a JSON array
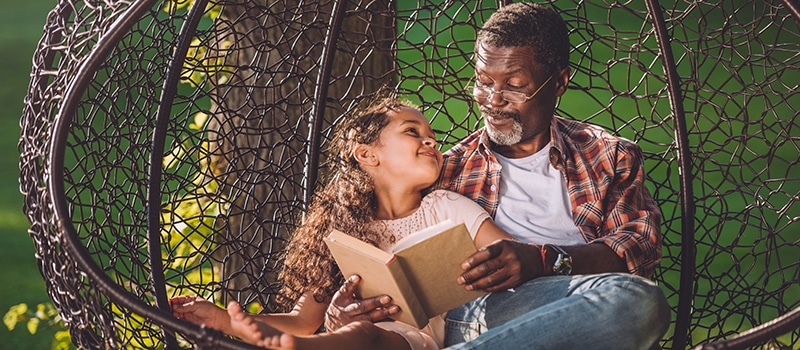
[{"x1": 0, "y1": 0, "x2": 61, "y2": 348}]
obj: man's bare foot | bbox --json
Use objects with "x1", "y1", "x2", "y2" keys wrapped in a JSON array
[{"x1": 227, "y1": 301, "x2": 284, "y2": 345}]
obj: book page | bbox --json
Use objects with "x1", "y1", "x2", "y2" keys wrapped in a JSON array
[
  {"x1": 324, "y1": 230, "x2": 429, "y2": 328},
  {"x1": 393, "y1": 221, "x2": 486, "y2": 317},
  {"x1": 391, "y1": 219, "x2": 455, "y2": 253}
]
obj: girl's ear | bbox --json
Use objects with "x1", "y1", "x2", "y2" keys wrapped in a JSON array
[{"x1": 353, "y1": 144, "x2": 378, "y2": 167}]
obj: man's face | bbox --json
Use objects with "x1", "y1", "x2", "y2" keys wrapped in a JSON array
[{"x1": 473, "y1": 43, "x2": 567, "y2": 147}]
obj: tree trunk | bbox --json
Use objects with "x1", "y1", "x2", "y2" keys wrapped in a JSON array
[{"x1": 206, "y1": 0, "x2": 395, "y2": 310}]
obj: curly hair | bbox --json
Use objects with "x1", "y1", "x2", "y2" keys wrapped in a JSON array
[
  {"x1": 277, "y1": 95, "x2": 419, "y2": 308},
  {"x1": 477, "y1": 2, "x2": 570, "y2": 73}
]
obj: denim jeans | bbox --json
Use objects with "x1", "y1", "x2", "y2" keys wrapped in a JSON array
[{"x1": 443, "y1": 273, "x2": 670, "y2": 350}]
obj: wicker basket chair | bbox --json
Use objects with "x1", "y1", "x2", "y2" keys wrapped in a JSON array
[{"x1": 18, "y1": 0, "x2": 800, "y2": 348}]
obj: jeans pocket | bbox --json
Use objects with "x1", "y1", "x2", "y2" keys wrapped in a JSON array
[{"x1": 444, "y1": 318, "x2": 484, "y2": 347}]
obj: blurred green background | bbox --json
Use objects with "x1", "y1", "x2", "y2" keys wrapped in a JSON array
[{"x1": 0, "y1": 0, "x2": 60, "y2": 348}]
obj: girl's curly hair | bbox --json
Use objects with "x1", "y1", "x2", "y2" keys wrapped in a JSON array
[{"x1": 277, "y1": 94, "x2": 418, "y2": 307}]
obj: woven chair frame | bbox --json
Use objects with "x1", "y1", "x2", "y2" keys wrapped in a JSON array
[{"x1": 18, "y1": 0, "x2": 800, "y2": 348}]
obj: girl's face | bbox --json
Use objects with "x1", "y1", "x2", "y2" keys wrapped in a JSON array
[{"x1": 367, "y1": 107, "x2": 442, "y2": 191}]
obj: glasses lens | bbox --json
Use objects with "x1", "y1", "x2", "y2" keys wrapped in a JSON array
[
  {"x1": 470, "y1": 86, "x2": 488, "y2": 98},
  {"x1": 501, "y1": 91, "x2": 527, "y2": 103},
  {"x1": 469, "y1": 86, "x2": 528, "y2": 103}
]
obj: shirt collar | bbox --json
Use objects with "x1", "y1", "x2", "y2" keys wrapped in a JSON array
[
  {"x1": 548, "y1": 116, "x2": 567, "y2": 167},
  {"x1": 477, "y1": 128, "x2": 492, "y2": 153}
]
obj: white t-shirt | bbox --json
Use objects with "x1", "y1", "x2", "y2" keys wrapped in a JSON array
[{"x1": 493, "y1": 144, "x2": 584, "y2": 246}]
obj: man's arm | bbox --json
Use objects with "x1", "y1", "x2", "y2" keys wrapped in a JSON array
[
  {"x1": 456, "y1": 240, "x2": 627, "y2": 292},
  {"x1": 459, "y1": 140, "x2": 661, "y2": 290},
  {"x1": 560, "y1": 242, "x2": 628, "y2": 274},
  {"x1": 586, "y1": 140, "x2": 663, "y2": 277}
]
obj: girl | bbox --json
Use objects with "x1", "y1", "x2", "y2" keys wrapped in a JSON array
[{"x1": 170, "y1": 96, "x2": 515, "y2": 349}]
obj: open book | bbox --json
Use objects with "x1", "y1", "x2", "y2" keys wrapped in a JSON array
[{"x1": 323, "y1": 219, "x2": 486, "y2": 328}]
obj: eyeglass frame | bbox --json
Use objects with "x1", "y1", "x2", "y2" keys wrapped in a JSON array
[{"x1": 466, "y1": 72, "x2": 557, "y2": 104}]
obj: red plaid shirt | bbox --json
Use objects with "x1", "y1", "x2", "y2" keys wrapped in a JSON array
[{"x1": 435, "y1": 116, "x2": 662, "y2": 278}]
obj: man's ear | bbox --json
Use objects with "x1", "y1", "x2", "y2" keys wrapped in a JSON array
[
  {"x1": 554, "y1": 67, "x2": 570, "y2": 97},
  {"x1": 353, "y1": 144, "x2": 378, "y2": 167}
]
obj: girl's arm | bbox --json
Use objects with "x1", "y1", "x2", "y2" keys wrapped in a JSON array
[
  {"x1": 427, "y1": 190, "x2": 515, "y2": 249},
  {"x1": 473, "y1": 218, "x2": 516, "y2": 248},
  {"x1": 256, "y1": 292, "x2": 329, "y2": 335},
  {"x1": 171, "y1": 291, "x2": 328, "y2": 337},
  {"x1": 459, "y1": 219, "x2": 542, "y2": 292}
]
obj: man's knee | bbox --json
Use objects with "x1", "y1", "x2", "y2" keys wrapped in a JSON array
[
  {"x1": 604, "y1": 274, "x2": 671, "y2": 346},
  {"x1": 625, "y1": 275, "x2": 669, "y2": 325}
]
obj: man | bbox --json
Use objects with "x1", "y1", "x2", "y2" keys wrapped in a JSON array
[{"x1": 325, "y1": 3, "x2": 670, "y2": 349}]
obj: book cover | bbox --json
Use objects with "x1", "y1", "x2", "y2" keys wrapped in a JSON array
[{"x1": 324, "y1": 219, "x2": 486, "y2": 328}]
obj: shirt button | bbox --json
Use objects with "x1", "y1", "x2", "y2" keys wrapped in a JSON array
[{"x1": 490, "y1": 185, "x2": 497, "y2": 192}]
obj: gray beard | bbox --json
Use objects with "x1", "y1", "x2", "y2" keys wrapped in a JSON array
[{"x1": 486, "y1": 120, "x2": 523, "y2": 145}]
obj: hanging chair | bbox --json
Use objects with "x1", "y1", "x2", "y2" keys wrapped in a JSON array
[{"x1": 18, "y1": 0, "x2": 800, "y2": 348}]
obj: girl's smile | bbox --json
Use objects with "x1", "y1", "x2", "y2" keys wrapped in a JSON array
[{"x1": 360, "y1": 106, "x2": 443, "y2": 204}]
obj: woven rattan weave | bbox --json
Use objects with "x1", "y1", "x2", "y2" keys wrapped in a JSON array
[{"x1": 18, "y1": 0, "x2": 799, "y2": 348}]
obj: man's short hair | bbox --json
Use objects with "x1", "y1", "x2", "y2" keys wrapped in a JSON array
[{"x1": 477, "y1": 2, "x2": 570, "y2": 73}]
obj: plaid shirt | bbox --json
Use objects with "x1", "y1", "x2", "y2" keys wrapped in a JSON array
[{"x1": 435, "y1": 116, "x2": 662, "y2": 278}]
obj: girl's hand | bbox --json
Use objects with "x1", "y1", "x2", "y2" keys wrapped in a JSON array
[
  {"x1": 169, "y1": 296, "x2": 230, "y2": 332},
  {"x1": 324, "y1": 275, "x2": 400, "y2": 331}
]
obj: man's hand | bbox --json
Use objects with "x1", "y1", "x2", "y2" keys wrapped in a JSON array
[
  {"x1": 457, "y1": 240, "x2": 542, "y2": 292},
  {"x1": 324, "y1": 275, "x2": 400, "y2": 331}
]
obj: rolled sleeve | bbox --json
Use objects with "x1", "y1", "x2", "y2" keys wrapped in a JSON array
[{"x1": 589, "y1": 141, "x2": 662, "y2": 278}]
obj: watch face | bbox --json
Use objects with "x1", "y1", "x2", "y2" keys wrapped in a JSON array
[
  {"x1": 555, "y1": 258, "x2": 573, "y2": 275},
  {"x1": 548, "y1": 244, "x2": 573, "y2": 275}
]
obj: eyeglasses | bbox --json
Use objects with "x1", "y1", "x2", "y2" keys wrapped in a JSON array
[{"x1": 467, "y1": 73, "x2": 556, "y2": 104}]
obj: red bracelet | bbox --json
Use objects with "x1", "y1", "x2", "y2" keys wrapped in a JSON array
[{"x1": 529, "y1": 243, "x2": 548, "y2": 273}]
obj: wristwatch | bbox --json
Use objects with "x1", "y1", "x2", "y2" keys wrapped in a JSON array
[{"x1": 545, "y1": 244, "x2": 573, "y2": 275}]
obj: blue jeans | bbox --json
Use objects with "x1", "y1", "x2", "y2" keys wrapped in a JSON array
[{"x1": 444, "y1": 273, "x2": 670, "y2": 350}]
